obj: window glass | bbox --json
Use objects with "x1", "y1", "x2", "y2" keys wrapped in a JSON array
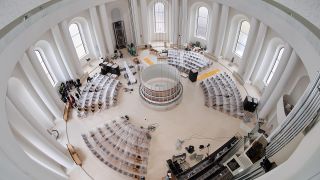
[
  {"x1": 34, "y1": 50, "x2": 56, "y2": 86},
  {"x1": 196, "y1": 7, "x2": 209, "y2": 39},
  {"x1": 265, "y1": 47, "x2": 284, "y2": 85},
  {"x1": 234, "y1": 20, "x2": 250, "y2": 57},
  {"x1": 154, "y1": 2, "x2": 165, "y2": 33},
  {"x1": 69, "y1": 23, "x2": 87, "y2": 59}
]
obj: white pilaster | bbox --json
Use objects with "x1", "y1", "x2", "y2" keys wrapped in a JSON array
[
  {"x1": 60, "y1": 20, "x2": 83, "y2": 77},
  {"x1": 7, "y1": 97, "x2": 74, "y2": 170},
  {"x1": 207, "y1": 2, "x2": 220, "y2": 53},
  {"x1": 51, "y1": 25, "x2": 77, "y2": 79},
  {"x1": 89, "y1": 6, "x2": 107, "y2": 57},
  {"x1": 238, "y1": 17, "x2": 259, "y2": 76},
  {"x1": 259, "y1": 51, "x2": 299, "y2": 119},
  {"x1": 243, "y1": 22, "x2": 268, "y2": 82},
  {"x1": 140, "y1": 0, "x2": 149, "y2": 44},
  {"x1": 98, "y1": 4, "x2": 115, "y2": 55},
  {"x1": 214, "y1": 4, "x2": 229, "y2": 57},
  {"x1": 20, "y1": 54, "x2": 62, "y2": 121},
  {"x1": 258, "y1": 43, "x2": 293, "y2": 110},
  {"x1": 180, "y1": 0, "x2": 188, "y2": 45},
  {"x1": 171, "y1": 0, "x2": 179, "y2": 44},
  {"x1": 130, "y1": 0, "x2": 142, "y2": 45}
]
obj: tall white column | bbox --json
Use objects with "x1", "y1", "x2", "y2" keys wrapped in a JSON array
[
  {"x1": 51, "y1": 25, "x2": 77, "y2": 79},
  {"x1": 98, "y1": 4, "x2": 115, "y2": 54},
  {"x1": 60, "y1": 20, "x2": 83, "y2": 77},
  {"x1": 214, "y1": 4, "x2": 229, "y2": 57},
  {"x1": 243, "y1": 22, "x2": 268, "y2": 82},
  {"x1": 207, "y1": 2, "x2": 220, "y2": 53},
  {"x1": 7, "y1": 97, "x2": 74, "y2": 170},
  {"x1": 10, "y1": 126, "x2": 68, "y2": 179},
  {"x1": 140, "y1": 0, "x2": 149, "y2": 44},
  {"x1": 130, "y1": 0, "x2": 142, "y2": 45},
  {"x1": 258, "y1": 43, "x2": 293, "y2": 110},
  {"x1": 180, "y1": 0, "x2": 188, "y2": 45},
  {"x1": 20, "y1": 54, "x2": 62, "y2": 121},
  {"x1": 259, "y1": 51, "x2": 299, "y2": 119},
  {"x1": 171, "y1": 0, "x2": 179, "y2": 44},
  {"x1": 238, "y1": 17, "x2": 259, "y2": 76},
  {"x1": 90, "y1": 6, "x2": 107, "y2": 57}
]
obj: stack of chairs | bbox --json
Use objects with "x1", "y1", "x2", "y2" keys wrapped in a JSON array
[
  {"x1": 167, "y1": 49, "x2": 211, "y2": 74},
  {"x1": 77, "y1": 73, "x2": 121, "y2": 118},
  {"x1": 200, "y1": 72, "x2": 244, "y2": 118},
  {"x1": 82, "y1": 117, "x2": 151, "y2": 179}
]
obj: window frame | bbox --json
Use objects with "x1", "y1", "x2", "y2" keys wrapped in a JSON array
[
  {"x1": 233, "y1": 20, "x2": 250, "y2": 58},
  {"x1": 69, "y1": 22, "x2": 88, "y2": 59},
  {"x1": 153, "y1": 2, "x2": 165, "y2": 33},
  {"x1": 195, "y1": 6, "x2": 209, "y2": 40},
  {"x1": 264, "y1": 46, "x2": 285, "y2": 86},
  {"x1": 34, "y1": 49, "x2": 57, "y2": 86}
]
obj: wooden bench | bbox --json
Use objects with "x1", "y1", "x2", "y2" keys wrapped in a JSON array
[
  {"x1": 63, "y1": 102, "x2": 71, "y2": 122},
  {"x1": 67, "y1": 144, "x2": 82, "y2": 166}
]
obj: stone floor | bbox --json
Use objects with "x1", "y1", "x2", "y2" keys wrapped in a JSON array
[{"x1": 54, "y1": 49, "x2": 261, "y2": 180}]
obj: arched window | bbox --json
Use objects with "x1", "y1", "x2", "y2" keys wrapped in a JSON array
[
  {"x1": 34, "y1": 50, "x2": 57, "y2": 86},
  {"x1": 69, "y1": 23, "x2": 87, "y2": 59},
  {"x1": 264, "y1": 47, "x2": 284, "y2": 85},
  {"x1": 234, "y1": 20, "x2": 250, "y2": 57},
  {"x1": 195, "y1": 6, "x2": 209, "y2": 39},
  {"x1": 154, "y1": 2, "x2": 165, "y2": 33}
]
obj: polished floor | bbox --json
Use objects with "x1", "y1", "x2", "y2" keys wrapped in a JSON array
[{"x1": 55, "y1": 50, "x2": 261, "y2": 180}]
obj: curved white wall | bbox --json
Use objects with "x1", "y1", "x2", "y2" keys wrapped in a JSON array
[
  {"x1": 275, "y1": 0, "x2": 320, "y2": 29},
  {"x1": 0, "y1": 0, "x2": 50, "y2": 29}
]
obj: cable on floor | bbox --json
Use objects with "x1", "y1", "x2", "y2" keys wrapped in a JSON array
[{"x1": 65, "y1": 121, "x2": 95, "y2": 180}]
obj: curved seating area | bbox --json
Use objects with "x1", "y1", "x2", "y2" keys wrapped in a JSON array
[
  {"x1": 167, "y1": 49, "x2": 211, "y2": 73},
  {"x1": 200, "y1": 72, "x2": 244, "y2": 118},
  {"x1": 77, "y1": 73, "x2": 121, "y2": 118},
  {"x1": 82, "y1": 117, "x2": 151, "y2": 179}
]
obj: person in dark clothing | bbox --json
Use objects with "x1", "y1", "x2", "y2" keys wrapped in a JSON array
[
  {"x1": 75, "y1": 93, "x2": 80, "y2": 100},
  {"x1": 87, "y1": 76, "x2": 92, "y2": 82},
  {"x1": 76, "y1": 87, "x2": 81, "y2": 94}
]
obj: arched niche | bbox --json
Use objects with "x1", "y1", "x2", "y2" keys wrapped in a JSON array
[
  {"x1": 33, "y1": 40, "x2": 65, "y2": 82},
  {"x1": 148, "y1": 0, "x2": 170, "y2": 42},
  {"x1": 253, "y1": 37, "x2": 284, "y2": 90},
  {"x1": 224, "y1": 13, "x2": 249, "y2": 63},
  {"x1": 188, "y1": 2, "x2": 212, "y2": 46},
  {"x1": 7, "y1": 75, "x2": 54, "y2": 130},
  {"x1": 69, "y1": 16, "x2": 95, "y2": 61}
]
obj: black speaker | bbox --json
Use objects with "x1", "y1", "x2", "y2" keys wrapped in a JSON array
[
  {"x1": 189, "y1": 69, "x2": 198, "y2": 82},
  {"x1": 243, "y1": 96, "x2": 258, "y2": 112},
  {"x1": 100, "y1": 63, "x2": 113, "y2": 75},
  {"x1": 111, "y1": 64, "x2": 121, "y2": 76}
]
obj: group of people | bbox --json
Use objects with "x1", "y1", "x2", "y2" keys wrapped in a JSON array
[
  {"x1": 112, "y1": 49, "x2": 124, "y2": 60},
  {"x1": 58, "y1": 79, "x2": 82, "y2": 108}
]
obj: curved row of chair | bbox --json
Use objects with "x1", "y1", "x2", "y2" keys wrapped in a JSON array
[
  {"x1": 77, "y1": 73, "x2": 121, "y2": 118},
  {"x1": 81, "y1": 118, "x2": 151, "y2": 179},
  {"x1": 167, "y1": 49, "x2": 211, "y2": 73},
  {"x1": 200, "y1": 72, "x2": 244, "y2": 118}
]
